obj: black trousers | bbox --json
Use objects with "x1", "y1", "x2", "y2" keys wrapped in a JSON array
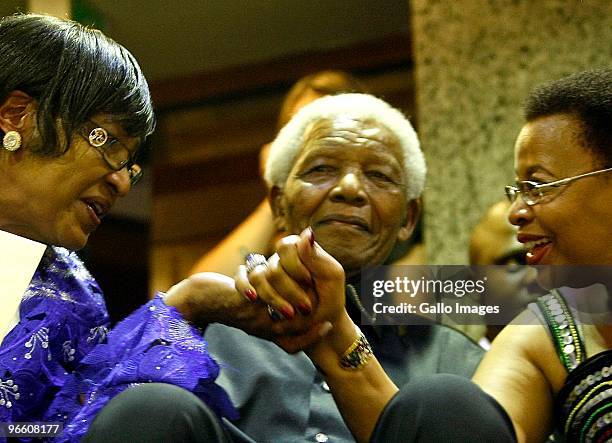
[
  {"x1": 84, "y1": 375, "x2": 516, "y2": 442},
  {"x1": 83, "y1": 383, "x2": 231, "y2": 443},
  {"x1": 371, "y1": 374, "x2": 517, "y2": 442}
]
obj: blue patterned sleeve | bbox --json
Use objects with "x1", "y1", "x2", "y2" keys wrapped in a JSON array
[
  {"x1": 0, "y1": 247, "x2": 110, "y2": 430},
  {"x1": 2, "y1": 248, "x2": 236, "y2": 442},
  {"x1": 55, "y1": 294, "x2": 237, "y2": 442}
]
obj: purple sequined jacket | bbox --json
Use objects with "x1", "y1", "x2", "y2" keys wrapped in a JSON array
[{"x1": 0, "y1": 247, "x2": 236, "y2": 442}]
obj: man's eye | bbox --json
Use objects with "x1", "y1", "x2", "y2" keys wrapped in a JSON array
[
  {"x1": 305, "y1": 165, "x2": 335, "y2": 174},
  {"x1": 367, "y1": 170, "x2": 392, "y2": 182}
]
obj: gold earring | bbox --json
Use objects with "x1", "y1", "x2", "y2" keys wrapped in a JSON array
[{"x1": 3, "y1": 131, "x2": 21, "y2": 151}]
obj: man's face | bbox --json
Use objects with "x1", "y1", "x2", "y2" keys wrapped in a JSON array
[{"x1": 273, "y1": 117, "x2": 418, "y2": 275}]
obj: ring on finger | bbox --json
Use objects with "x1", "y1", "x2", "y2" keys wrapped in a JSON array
[
  {"x1": 267, "y1": 305, "x2": 285, "y2": 322},
  {"x1": 245, "y1": 253, "x2": 268, "y2": 274}
]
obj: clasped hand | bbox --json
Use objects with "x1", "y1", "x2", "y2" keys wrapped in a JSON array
[{"x1": 166, "y1": 228, "x2": 346, "y2": 353}]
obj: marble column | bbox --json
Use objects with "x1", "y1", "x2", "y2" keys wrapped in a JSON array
[{"x1": 411, "y1": 0, "x2": 612, "y2": 263}]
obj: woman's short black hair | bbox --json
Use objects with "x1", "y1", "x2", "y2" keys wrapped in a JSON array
[
  {"x1": 524, "y1": 68, "x2": 612, "y2": 165},
  {"x1": 0, "y1": 13, "x2": 155, "y2": 156}
]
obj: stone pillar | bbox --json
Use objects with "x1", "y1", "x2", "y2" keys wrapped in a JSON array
[{"x1": 411, "y1": 0, "x2": 612, "y2": 264}]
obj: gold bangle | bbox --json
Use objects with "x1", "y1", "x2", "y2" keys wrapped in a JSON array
[{"x1": 339, "y1": 326, "x2": 373, "y2": 370}]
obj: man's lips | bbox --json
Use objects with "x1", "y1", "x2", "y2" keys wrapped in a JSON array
[
  {"x1": 517, "y1": 233, "x2": 553, "y2": 265},
  {"x1": 317, "y1": 215, "x2": 370, "y2": 231}
]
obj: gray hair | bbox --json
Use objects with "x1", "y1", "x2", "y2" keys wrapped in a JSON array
[{"x1": 264, "y1": 93, "x2": 426, "y2": 200}]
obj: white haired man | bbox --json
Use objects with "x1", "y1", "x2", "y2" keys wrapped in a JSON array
[{"x1": 207, "y1": 94, "x2": 486, "y2": 442}]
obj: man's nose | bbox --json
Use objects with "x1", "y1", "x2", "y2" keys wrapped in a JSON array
[{"x1": 329, "y1": 172, "x2": 367, "y2": 205}]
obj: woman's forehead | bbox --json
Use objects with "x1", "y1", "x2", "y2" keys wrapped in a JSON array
[{"x1": 514, "y1": 114, "x2": 600, "y2": 175}]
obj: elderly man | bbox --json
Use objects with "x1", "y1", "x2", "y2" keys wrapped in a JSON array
[{"x1": 206, "y1": 93, "x2": 484, "y2": 443}]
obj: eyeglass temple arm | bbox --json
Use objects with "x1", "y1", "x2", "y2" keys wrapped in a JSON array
[{"x1": 533, "y1": 167, "x2": 612, "y2": 189}]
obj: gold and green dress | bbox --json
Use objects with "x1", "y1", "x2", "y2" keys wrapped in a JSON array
[{"x1": 536, "y1": 290, "x2": 612, "y2": 443}]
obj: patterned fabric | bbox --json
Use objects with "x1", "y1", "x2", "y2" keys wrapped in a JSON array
[
  {"x1": 536, "y1": 291, "x2": 612, "y2": 443},
  {"x1": 0, "y1": 247, "x2": 236, "y2": 442},
  {"x1": 537, "y1": 291, "x2": 585, "y2": 372},
  {"x1": 557, "y1": 351, "x2": 612, "y2": 443}
]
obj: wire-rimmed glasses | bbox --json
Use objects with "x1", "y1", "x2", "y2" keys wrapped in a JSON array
[
  {"x1": 81, "y1": 121, "x2": 143, "y2": 186},
  {"x1": 505, "y1": 167, "x2": 612, "y2": 206}
]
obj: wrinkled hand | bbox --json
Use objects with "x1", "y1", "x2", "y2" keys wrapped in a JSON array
[
  {"x1": 235, "y1": 227, "x2": 347, "y2": 352},
  {"x1": 164, "y1": 271, "x2": 327, "y2": 352}
]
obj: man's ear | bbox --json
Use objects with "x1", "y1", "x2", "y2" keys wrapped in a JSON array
[
  {"x1": 0, "y1": 91, "x2": 35, "y2": 133},
  {"x1": 269, "y1": 185, "x2": 288, "y2": 232},
  {"x1": 397, "y1": 198, "x2": 422, "y2": 242}
]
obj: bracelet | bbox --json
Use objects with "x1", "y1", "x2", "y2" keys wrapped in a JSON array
[{"x1": 339, "y1": 326, "x2": 373, "y2": 370}]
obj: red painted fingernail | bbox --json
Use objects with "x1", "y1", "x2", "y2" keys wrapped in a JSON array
[
  {"x1": 244, "y1": 289, "x2": 257, "y2": 302},
  {"x1": 297, "y1": 303, "x2": 312, "y2": 316},
  {"x1": 280, "y1": 306, "x2": 295, "y2": 319},
  {"x1": 308, "y1": 227, "x2": 315, "y2": 246}
]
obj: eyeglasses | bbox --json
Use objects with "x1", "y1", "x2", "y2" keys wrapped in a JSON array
[
  {"x1": 505, "y1": 167, "x2": 612, "y2": 206},
  {"x1": 81, "y1": 121, "x2": 143, "y2": 186}
]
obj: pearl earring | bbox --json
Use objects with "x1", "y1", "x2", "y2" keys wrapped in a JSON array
[{"x1": 3, "y1": 131, "x2": 21, "y2": 151}]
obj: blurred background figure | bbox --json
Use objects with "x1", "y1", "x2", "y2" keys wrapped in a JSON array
[
  {"x1": 469, "y1": 200, "x2": 525, "y2": 267},
  {"x1": 276, "y1": 71, "x2": 368, "y2": 131},
  {"x1": 190, "y1": 70, "x2": 367, "y2": 276},
  {"x1": 469, "y1": 200, "x2": 542, "y2": 347}
]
